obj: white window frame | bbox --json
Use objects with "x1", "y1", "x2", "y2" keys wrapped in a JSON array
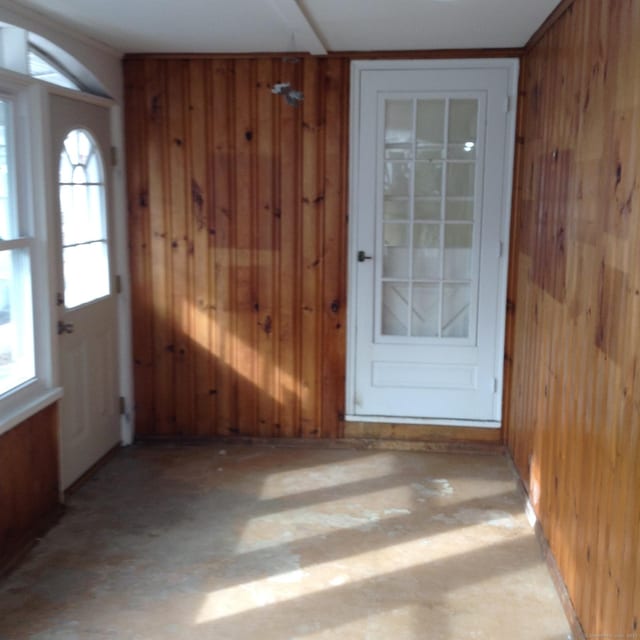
[{"x1": 0, "y1": 72, "x2": 61, "y2": 435}]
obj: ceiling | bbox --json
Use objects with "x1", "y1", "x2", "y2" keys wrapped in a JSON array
[{"x1": 12, "y1": 0, "x2": 561, "y2": 55}]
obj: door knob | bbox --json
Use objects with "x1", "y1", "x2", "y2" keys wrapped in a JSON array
[
  {"x1": 357, "y1": 250, "x2": 373, "y2": 262},
  {"x1": 57, "y1": 321, "x2": 74, "y2": 335}
]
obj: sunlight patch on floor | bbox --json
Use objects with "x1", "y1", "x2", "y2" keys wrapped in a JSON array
[
  {"x1": 258, "y1": 453, "x2": 402, "y2": 499},
  {"x1": 195, "y1": 524, "x2": 529, "y2": 625}
]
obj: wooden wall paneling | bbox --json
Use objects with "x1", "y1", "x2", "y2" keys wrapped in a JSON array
[
  {"x1": 125, "y1": 59, "x2": 154, "y2": 434},
  {"x1": 0, "y1": 406, "x2": 60, "y2": 571},
  {"x1": 508, "y1": 0, "x2": 640, "y2": 634}
]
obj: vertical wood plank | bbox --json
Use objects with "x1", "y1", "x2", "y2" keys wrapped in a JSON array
[
  {"x1": 255, "y1": 58, "x2": 276, "y2": 437},
  {"x1": 210, "y1": 60, "x2": 234, "y2": 436},
  {"x1": 145, "y1": 58, "x2": 174, "y2": 436},
  {"x1": 188, "y1": 59, "x2": 216, "y2": 436},
  {"x1": 320, "y1": 58, "x2": 348, "y2": 438},
  {"x1": 167, "y1": 60, "x2": 193, "y2": 435},
  {"x1": 233, "y1": 59, "x2": 258, "y2": 435},
  {"x1": 276, "y1": 58, "x2": 302, "y2": 437},
  {"x1": 300, "y1": 56, "x2": 322, "y2": 437}
]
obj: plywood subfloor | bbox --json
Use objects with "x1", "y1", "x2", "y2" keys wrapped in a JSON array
[{"x1": 0, "y1": 445, "x2": 571, "y2": 639}]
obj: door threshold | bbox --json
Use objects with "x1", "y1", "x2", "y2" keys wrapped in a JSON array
[{"x1": 344, "y1": 414, "x2": 501, "y2": 429}]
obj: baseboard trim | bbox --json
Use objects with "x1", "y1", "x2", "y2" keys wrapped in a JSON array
[{"x1": 505, "y1": 452, "x2": 586, "y2": 640}]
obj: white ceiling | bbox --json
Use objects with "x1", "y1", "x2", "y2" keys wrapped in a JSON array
[{"x1": 12, "y1": 0, "x2": 561, "y2": 55}]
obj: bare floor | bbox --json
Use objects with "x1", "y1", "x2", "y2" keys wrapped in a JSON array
[{"x1": 0, "y1": 445, "x2": 571, "y2": 639}]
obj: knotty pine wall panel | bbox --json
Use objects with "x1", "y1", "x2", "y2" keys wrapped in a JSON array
[
  {"x1": 0, "y1": 405, "x2": 60, "y2": 571},
  {"x1": 508, "y1": 0, "x2": 640, "y2": 634},
  {"x1": 125, "y1": 57, "x2": 349, "y2": 439}
]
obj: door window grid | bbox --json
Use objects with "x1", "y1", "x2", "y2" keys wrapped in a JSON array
[
  {"x1": 381, "y1": 97, "x2": 477, "y2": 339},
  {"x1": 58, "y1": 129, "x2": 110, "y2": 309}
]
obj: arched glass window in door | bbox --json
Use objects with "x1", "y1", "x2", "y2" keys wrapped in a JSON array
[{"x1": 59, "y1": 129, "x2": 110, "y2": 308}]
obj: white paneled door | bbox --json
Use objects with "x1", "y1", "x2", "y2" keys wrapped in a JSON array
[
  {"x1": 50, "y1": 94, "x2": 120, "y2": 489},
  {"x1": 347, "y1": 60, "x2": 518, "y2": 425}
]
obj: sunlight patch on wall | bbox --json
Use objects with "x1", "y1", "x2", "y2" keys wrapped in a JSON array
[{"x1": 188, "y1": 299, "x2": 301, "y2": 404}]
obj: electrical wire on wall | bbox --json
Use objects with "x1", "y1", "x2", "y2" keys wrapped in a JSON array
[{"x1": 271, "y1": 34, "x2": 304, "y2": 107}]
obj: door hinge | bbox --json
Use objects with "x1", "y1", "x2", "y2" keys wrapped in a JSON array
[
  {"x1": 499, "y1": 241, "x2": 505, "y2": 258},
  {"x1": 494, "y1": 378, "x2": 499, "y2": 393},
  {"x1": 111, "y1": 146, "x2": 118, "y2": 167},
  {"x1": 504, "y1": 96, "x2": 513, "y2": 113},
  {"x1": 115, "y1": 274, "x2": 122, "y2": 294},
  {"x1": 119, "y1": 396, "x2": 126, "y2": 415}
]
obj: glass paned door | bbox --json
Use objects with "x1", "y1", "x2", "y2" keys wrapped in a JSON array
[
  {"x1": 348, "y1": 60, "x2": 517, "y2": 423},
  {"x1": 51, "y1": 94, "x2": 120, "y2": 490},
  {"x1": 380, "y1": 97, "x2": 479, "y2": 340}
]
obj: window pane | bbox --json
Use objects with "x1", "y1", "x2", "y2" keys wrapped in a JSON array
[
  {"x1": 383, "y1": 223, "x2": 410, "y2": 279},
  {"x1": 385, "y1": 100, "x2": 413, "y2": 161},
  {"x1": 60, "y1": 184, "x2": 106, "y2": 245},
  {"x1": 385, "y1": 100, "x2": 413, "y2": 145},
  {"x1": 444, "y1": 224, "x2": 473, "y2": 280},
  {"x1": 446, "y1": 163, "x2": 475, "y2": 198},
  {"x1": 411, "y1": 283, "x2": 439, "y2": 337},
  {"x1": 417, "y1": 100, "x2": 445, "y2": 144},
  {"x1": 0, "y1": 249, "x2": 35, "y2": 395},
  {"x1": 59, "y1": 129, "x2": 109, "y2": 308},
  {"x1": 442, "y1": 284, "x2": 471, "y2": 338},
  {"x1": 448, "y1": 100, "x2": 478, "y2": 160},
  {"x1": 0, "y1": 100, "x2": 16, "y2": 241},
  {"x1": 415, "y1": 161, "x2": 443, "y2": 197},
  {"x1": 415, "y1": 199, "x2": 441, "y2": 221},
  {"x1": 63, "y1": 242, "x2": 110, "y2": 309},
  {"x1": 86, "y1": 152, "x2": 102, "y2": 183},
  {"x1": 413, "y1": 224, "x2": 441, "y2": 280},
  {"x1": 382, "y1": 282, "x2": 409, "y2": 336},
  {"x1": 28, "y1": 49, "x2": 80, "y2": 91},
  {"x1": 383, "y1": 199, "x2": 409, "y2": 221},
  {"x1": 448, "y1": 100, "x2": 478, "y2": 144},
  {"x1": 384, "y1": 162, "x2": 410, "y2": 197},
  {"x1": 445, "y1": 199, "x2": 474, "y2": 221}
]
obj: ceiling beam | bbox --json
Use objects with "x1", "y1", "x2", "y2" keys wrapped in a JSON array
[{"x1": 269, "y1": 0, "x2": 327, "y2": 55}]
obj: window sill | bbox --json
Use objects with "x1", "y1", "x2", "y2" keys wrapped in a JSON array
[{"x1": 0, "y1": 387, "x2": 63, "y2": 437}]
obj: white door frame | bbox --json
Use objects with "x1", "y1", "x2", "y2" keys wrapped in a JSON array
[{"x1": 346, "y1": 58, "x2": 519, "y2": 427}]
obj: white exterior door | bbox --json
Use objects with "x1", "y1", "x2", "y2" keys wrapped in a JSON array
[
  {"x1": 347, "y1": 60, "x2": 518, "y2": 426},
  {"x1": 50, "y1": 94, "x2": 120, "y2": 488}
]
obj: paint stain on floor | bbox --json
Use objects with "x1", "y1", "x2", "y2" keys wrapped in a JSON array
[{"x1": 0, "y1": 445, "x2": 571, "y2": 639}]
